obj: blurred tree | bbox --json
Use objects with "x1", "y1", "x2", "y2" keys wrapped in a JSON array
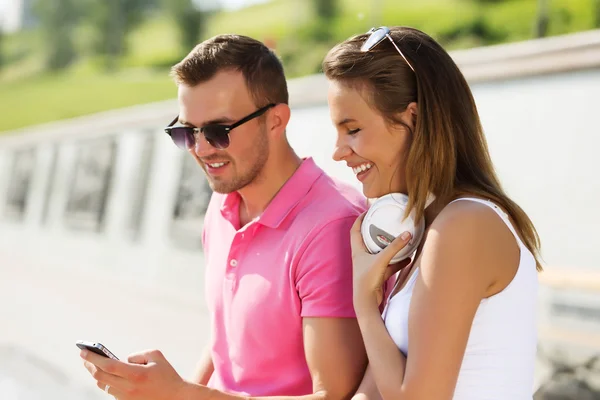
[
  {"x1": 314, "y1": 0, "x2": 338, "y2": 21},
  {"x1": 85, "y1": 0, "x2": 149, "y2": 71},
  {"x1": 162, "y1": 0, "x2": 208, "y2": 54},
  {"x1": 448, "y1": 0, "x2": 507, "y2": 46},
  {"x1": 33, "y1": 0, "x2": 81, "y2": 70},
  {"x1": 310, "y1": 0, "x2": 339, "y2": 42},
  {"x1": 534, "y1": 0, "x2": 549, "y2": 38},
  {"x1": 595, "y1": 0, "x2": 600, "y2": 28},
  {"x1": 0, "y1": 30, "x2": 4, "y2": 72}
]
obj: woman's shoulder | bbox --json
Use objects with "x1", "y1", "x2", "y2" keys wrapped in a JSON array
[
  {"x1": 418, "y1": 197, "x2": 519, "y2": 291},
  {"x1": 431, "y1": 197, "x2": 514, "y2": 240}
]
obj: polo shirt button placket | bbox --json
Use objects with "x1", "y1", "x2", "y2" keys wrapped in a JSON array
[
  {"x1": 226, "y1": 256, "x2": 238, "y2": 292},
  {"x1": 227, "y1": 227, "x2": 254, "y2": 290},
  {"x1": 229, "y1": 231, "x2": 241, "y2": 270}
]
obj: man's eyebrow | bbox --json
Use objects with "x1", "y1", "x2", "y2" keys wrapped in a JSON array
[
  {"x1": 179, "y1": 117, "x2": 236, "y2": 127},
  {"x1": 177, "y1": 118, "x2": 194, "y2": 127}
]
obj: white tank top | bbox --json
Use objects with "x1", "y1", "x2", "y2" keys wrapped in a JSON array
[{"x1": 382, "y1": 197, "x2": 538, "y2": 399}]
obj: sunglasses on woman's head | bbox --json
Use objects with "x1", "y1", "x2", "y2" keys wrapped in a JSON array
[
  {"x1": 165, "y1": 103, "x2": 275, "y2": 150},
  {"x1": 361, "y1": 26, "x2": 415, "y2": 73}
]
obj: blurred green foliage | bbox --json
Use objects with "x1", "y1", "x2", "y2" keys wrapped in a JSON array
[
  {"x1": 0, "y1": 30, "x2": 4, "y2": 71},
  {"x1": 33, "y1": 0, "x2": 82, "y2": 70},
  {"x1": 0, "y1": 0, "x2": 598, "y2": 132},
  {"x1": 84, "y1": 0, "x2": 153, "y2": 71},
  {"x1": 162, "y1": 0, "x2": 210, "y2": 57}
]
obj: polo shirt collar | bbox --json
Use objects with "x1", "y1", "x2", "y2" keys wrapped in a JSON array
[{"x1": 219, "y1": 157, "x2": 323, "y2": 230}]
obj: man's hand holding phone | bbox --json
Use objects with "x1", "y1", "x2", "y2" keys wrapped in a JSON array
[{"x1": 78, "y1": 342, "x2": 200, "y2": 400}]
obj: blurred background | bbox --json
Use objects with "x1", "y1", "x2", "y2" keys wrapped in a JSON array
[{"x1": 1, "y1": 0, "x2": 599, "y2": 399}]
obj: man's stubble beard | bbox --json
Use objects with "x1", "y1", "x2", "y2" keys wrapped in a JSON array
[{"x1": 208, "y1": 125, "x2": 270, "y2": 194}]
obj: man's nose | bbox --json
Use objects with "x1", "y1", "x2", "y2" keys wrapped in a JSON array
[{"x1": 193, "y1": 134, "x2": 216, "y2": 158}]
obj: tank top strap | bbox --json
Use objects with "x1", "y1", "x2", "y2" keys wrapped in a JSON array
[{"x1": 448, "y1": 197, "x2": 525, "y2": 249}]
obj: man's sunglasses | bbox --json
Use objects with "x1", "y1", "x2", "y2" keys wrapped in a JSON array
[
  {"x1": 165, "y1": 103, "x2": 275, "y2": 150},
  {"x1": 361, "y1": 26, "x2": 415, "y2": 73}
]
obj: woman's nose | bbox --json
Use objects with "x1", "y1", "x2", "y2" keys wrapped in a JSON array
[{"x1": 332, "y1": 139, "x2": 352, "y2": 162}]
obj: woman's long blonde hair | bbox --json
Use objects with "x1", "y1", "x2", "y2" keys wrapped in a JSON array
[{"x1": 323, "y1": 26, "x2": 542, "y2": 271}]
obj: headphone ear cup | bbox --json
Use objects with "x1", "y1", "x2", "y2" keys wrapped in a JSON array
[
  {"x1": 361, "y1": 193, "x2": 425, "y2": 264},
  {"x1": 388, "y1": 209, "x2": 424, "y2": 264}
]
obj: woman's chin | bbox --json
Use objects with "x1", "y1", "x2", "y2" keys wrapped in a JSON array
[
  {"x1": 362, "y1": 184, "x2": 402, "y2": 200},
  {"x1": 362, "y1": 185, "x2": 382, "y2": 200}
]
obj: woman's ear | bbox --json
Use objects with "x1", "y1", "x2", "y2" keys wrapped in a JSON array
[
  {"x1": 407, "y1": 102, "x2": 418, "y2": 125},
  {"x1": 407, "y1": 102, "x2": 418, "y2": 116}
]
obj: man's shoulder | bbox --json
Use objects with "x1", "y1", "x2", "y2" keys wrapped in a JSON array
[{"x1": 303, "y1": 171, "x2": 367, "y2": 219}]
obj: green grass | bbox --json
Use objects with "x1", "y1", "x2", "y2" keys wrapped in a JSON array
[
  {"x1": 0, "y1": 0, "x2": 598, "y2": 133},
  {"x1": 0, "y1": 70, "x2": 175, "y2": 132},
  {"x1": 547, "y1": 0, "x2": 598, "y2": 36},
  {"x1": 206, "y1": 0, "x2": 309, "y2": 41},
  {"x1": 1, "y1": 28, "x2": 45, "y2": 81},
  {"x1": 121, "y1": 15, "x2": 181, "y2": 69}
]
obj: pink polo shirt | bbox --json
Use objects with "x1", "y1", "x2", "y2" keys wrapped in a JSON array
[{"x1": 201, "y1": 157, "x2": 367, "y2": 396}]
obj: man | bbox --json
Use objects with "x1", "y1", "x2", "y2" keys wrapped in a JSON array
[{"x1": 81, "y1": 34, "x2": 368, "y2": 400}]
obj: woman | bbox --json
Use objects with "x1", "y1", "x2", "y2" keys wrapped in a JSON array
[{"x1": 322, "y1": 26, "x2": 542, "y2": 399}]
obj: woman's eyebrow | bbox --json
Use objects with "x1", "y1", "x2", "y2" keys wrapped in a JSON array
[{"x1": 337, "y1": 118, "x2": 357, "y2": 126}]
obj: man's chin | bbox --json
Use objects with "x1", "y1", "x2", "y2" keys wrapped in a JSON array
[
  {"x1": 208, "y1": 183, "x2": 230, "y2": 195},
  {"x1": 208, "y1": 179, "x2": 241, "y2": 194}
]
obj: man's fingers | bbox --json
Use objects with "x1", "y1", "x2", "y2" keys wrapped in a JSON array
[
  {"x1": 128, "y1": 348, "x2": 167, "y2": 364},
  {"x1": 80, "y1": 349, "x2": 139, "y2": 380},
  {"x1": 84, "y1": 360, "x2": 132, "y2": 393},
  {"x1": 128, "y1": 350, "x2": 153, "y2": 365},
  {"x1": 95, "y1": 380, "x2": 126, "y2": 398}
]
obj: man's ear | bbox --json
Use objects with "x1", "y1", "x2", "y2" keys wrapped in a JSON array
[{"x1": 268, "y1": 103, "x2": 291, "y2": 139}]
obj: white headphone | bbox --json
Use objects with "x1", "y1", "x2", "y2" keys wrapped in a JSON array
[{"x1": 361, "y1": 192, "x2": 435, "y2": 263}]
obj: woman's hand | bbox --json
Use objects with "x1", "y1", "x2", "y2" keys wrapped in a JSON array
[{"x1": 350, "y1": 213, "x2": 412, "y2": 314}]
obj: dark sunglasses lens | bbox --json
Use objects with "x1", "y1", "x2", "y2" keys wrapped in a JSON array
[
  {"x1": 170, "y1": 127, "x2": 195, "y2": 150},
  {"x1": 361, "y1": 28, "x2": 386, "y2": 52},
  {"x1": 203, "y1": 126, "x2": 230, "y2": 149}
]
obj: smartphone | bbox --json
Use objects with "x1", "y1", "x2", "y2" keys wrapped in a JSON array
[{"x1": 76, "y1": 340, "x2": 119, "y2": 360}]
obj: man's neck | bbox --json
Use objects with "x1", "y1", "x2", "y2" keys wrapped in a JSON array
[{"x1": 237, "y1": 148, "x2": 302, "y2": 227}]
